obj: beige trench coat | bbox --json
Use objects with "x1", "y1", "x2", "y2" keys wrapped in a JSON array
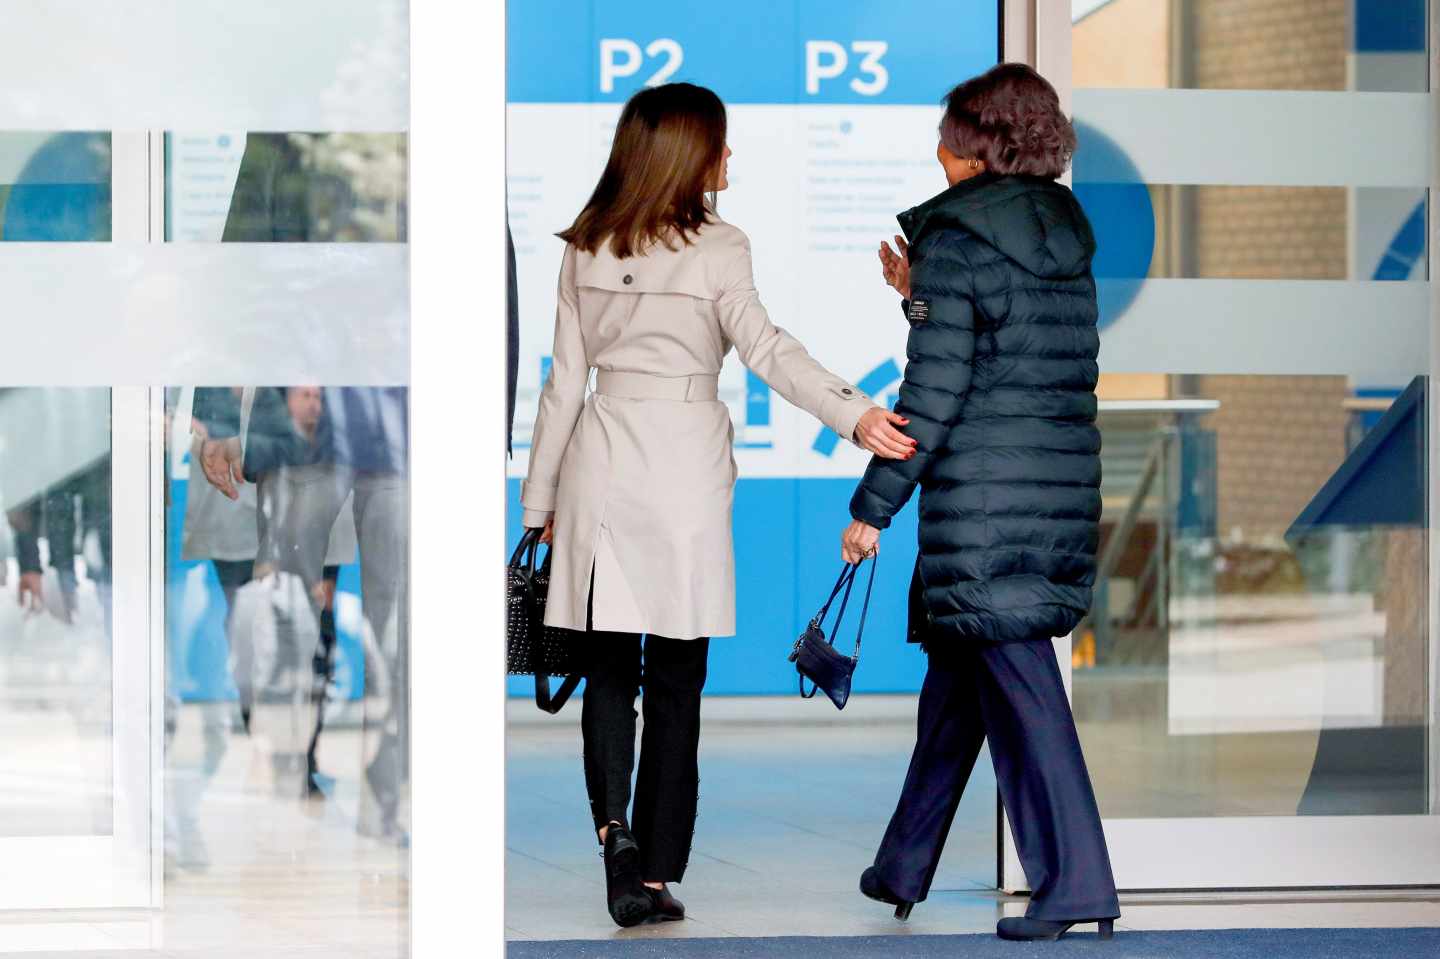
[{"x1": 521, "y1": 220, "x2": 878, "y2": 639}]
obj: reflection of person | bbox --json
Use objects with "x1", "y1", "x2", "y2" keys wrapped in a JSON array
[
  {"x1": 201, "y1": 385, "x2": 409, "y2": 843},
  {"x1": 187, "y1": 388, "x2": 347, "y2": 745},
  {"x1": 838, "y1": 64, "x2": 1119, "y2": 942},
  {"x1": 521, "y1": 82, "x2": 913, "y2": 928},
  {"x1": 187, "y1": 387, "x2": 262, "y2": 723},
  {"x1": 7, "y1": 458, "x2": 111, "y2": 629}
]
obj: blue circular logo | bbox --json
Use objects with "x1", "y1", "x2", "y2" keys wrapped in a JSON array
[{"x1": 1071, "y1": 120, "x2": 1155, "y2": 330}]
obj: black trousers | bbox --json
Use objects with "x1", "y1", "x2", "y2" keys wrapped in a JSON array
[
  {"x1": 581, "y1": 631, "x2": 709, "y2": 883},
  {"x1": 874, "y1": 638, "x2": 1120, "y2": 921}
]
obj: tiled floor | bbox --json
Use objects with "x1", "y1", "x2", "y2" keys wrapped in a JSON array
[{"x1": 505, "y1": 696, "x2": 1440, "y2": 943}]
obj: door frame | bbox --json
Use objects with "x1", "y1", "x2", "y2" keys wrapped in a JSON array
[
  {"x1": 1000, "y1": 0, "x2": 1440, "y2": 894},
  {"x1": 0, "y1": 131, "x2": 165, "y2": 909}
]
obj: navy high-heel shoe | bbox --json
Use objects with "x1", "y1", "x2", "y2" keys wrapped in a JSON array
[
  {"x1": 996, "y1": 916, "x2": 1115, "y2": 941},
  {"x1": 859, "y1": 866, "x2": 917, "y2": 921}
]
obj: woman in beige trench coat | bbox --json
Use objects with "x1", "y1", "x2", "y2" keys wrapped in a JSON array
[{"x1": 520, "y1": 83, "x2": 915, "y2": 928}]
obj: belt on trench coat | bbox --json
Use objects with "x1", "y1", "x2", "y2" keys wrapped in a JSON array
[{"x1": 594, "y1": 370, "x2": 720, "y2": 403}]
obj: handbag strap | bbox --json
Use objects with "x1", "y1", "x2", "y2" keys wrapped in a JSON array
[
  {"x1": 824, "y1": 554, "x2": 877, "y2": 658},
  {"x1": 849, "y1": 554, "x2": 878, "y2": 664},
  {"x1": 814, "y1": 563, "x2": 859, "y2": 633},
  {"x1": 509, "y1": 527, "x2": 541, "y2": 569},
  {"x1": 797, "y1": 556, "x2": 876, "y2": 699},
  {"x1": 535, "y1": 671, "x2": 581, "y2": 714}
]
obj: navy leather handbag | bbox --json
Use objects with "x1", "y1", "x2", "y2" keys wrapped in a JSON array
[{"x1": 788, "y1": 556, "x2": 876, "y2": 709}]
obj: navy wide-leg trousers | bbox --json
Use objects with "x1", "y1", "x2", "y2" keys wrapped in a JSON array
[{"x1": 873, "y1": 637, "x2": 1120, "y2": 921}]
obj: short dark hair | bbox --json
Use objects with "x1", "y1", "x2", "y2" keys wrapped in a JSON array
[{"x1": 939, "y1": 63, "x2": 1076, "y2": 179}]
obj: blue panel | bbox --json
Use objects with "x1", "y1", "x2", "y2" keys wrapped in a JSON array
[
  {"x1": 1287, "y1": 376, "x2": 1427, "y2": 538},
  {"x1": 706, "y1": 479, "x2": 800, "y2": 694},
  {"x1": 507, "y1": 0, "x2": 1000, "y2": 105},
  {"x1": 1354, "y1": 0, "x2": 1426, "y2": 52},
  {"x1": 506, "y1": 475, "x2": 926, "y2": 696}
]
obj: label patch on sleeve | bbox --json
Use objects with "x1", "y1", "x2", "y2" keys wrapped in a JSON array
[{"x1": 907, "y1": 298, "x2": 931, "y2": 326}]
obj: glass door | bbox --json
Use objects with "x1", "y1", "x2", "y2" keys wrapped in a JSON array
[
  {"x1": 0, "y1": 4, "x2": 411, "y2": 922},
  {"x1": 1002, "y1": 0, "x2": 1438, "y2": 890},
  {"x1": 0, "y1": 389, "x2": 160, "y2": 909},
  {"x1": 0, "y1": 125, "x2": 162, "y2": 907}
]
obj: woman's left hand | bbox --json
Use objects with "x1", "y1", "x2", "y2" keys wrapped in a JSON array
[{"x1": 842, "y1": 520, "x2": 880, "y2": 564}]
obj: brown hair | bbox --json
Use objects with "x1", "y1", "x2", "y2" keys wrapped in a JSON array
[
  {"x1": 558, "y1": 83, "x2": 727, "y2": 259},
  {"x1": 939, "y1": 63, "x2": 1076, "y2": 179}
]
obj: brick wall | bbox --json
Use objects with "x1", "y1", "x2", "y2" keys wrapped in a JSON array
[
  {"x1": 1190, "y1": 0, "x2": 1348, "y2": 91},
  {"x1": 1194, "y1": 374, "x2": 1350, "y2": 541}
]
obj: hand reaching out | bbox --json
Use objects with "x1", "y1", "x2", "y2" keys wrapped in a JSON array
[
  {"x1": 199, "y1": 436, "x2": 246, "y2": 501},
  {"x1": 878, "y1": 235, "x2": 911, "y2": 299},
  {"x1": 853, "y1": 408, "x2": 917, "y2": 460}
]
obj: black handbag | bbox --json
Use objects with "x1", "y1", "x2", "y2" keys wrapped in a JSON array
[
  {"x1": 506, "y1": 528, "x2": 582, "y2": 713},
  {"x1": 788, "y1": 556, "x2": 876, "y2": 709}
]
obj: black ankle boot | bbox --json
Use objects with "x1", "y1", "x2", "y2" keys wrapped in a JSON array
[
  {"x1": 602, "y1": 826, "x2": 655, "y2": 928},
  {"x1": 997, "y1": 916, "x2": 1115, "y2": 941},
  {"x1": 859, "y1": 866, "x2": 917, "y2": 921}
]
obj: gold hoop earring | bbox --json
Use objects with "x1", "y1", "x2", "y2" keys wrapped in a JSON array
[{"x1": 968, "y1": 158, "x2": 981, "y2": 170}]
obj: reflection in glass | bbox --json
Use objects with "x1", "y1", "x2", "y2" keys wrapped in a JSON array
[
  {"x1": 165, "y1": 133, "x2": 408, "y2": 242},
  {"x1": 1073, "y1": 0, "x2": 1428, "y2": 93},
  {"x1": 166, "y1": 385, "x2": 410, "y2": 876},
  {"x1": 0, "y1": 388, "x2": 113, "y2": 835},
  {"x1": 1077, "y1": 375, "x2": 1427, "y2": 818},
  {"x1": 0, "y1": 133, "x2": 111, "y2": 241}
]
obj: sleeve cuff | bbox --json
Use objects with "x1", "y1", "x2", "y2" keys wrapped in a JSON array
[
  {"x1": 520, "y1": 479, "x2": 557, "y2": 513},
  {"x1": 827, "y1": 394, "x2": 879, "y2": 449},
  {"x1": 849, "y1": 495, "x2": 894, "y2": 531},
  {"x1": 521, "y1": 508, "x2": 553, "y2": 528}
]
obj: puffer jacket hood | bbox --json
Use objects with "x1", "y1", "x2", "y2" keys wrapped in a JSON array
[
  {"x1": 850, "y1": 173, "x2": 1102, "y2": 645},
  {"x1": 897, "y1": 172, "x2": 1096, "y2": 281}
]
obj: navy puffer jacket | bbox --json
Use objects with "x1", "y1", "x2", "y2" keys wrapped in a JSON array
[{"x1": 850, "y1": 172, "x2": 1101, "y2": 644}]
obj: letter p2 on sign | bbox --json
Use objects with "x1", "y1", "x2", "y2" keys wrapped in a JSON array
[{"x1": 599, "y1": 38, "x2": 685, "y2": 95}]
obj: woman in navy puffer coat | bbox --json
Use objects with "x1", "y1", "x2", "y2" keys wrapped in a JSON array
[{"x1": 841, "y1": 64, "x2": 1121, "y2": 942}]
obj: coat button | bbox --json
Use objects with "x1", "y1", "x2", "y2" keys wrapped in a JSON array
[{"x1": 622, "y1": 274, "x2": 634, "y2": 285}]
